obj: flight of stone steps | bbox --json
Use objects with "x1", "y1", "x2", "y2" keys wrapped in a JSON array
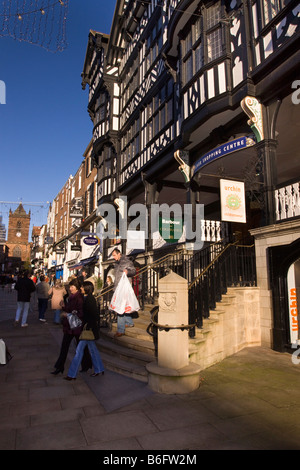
[
  {"x1": 98, "y1": 305, "x2": 157, "y2": 383},
  {"x1": 97, "y1": 292, "x2": 238, "y2": 383}
]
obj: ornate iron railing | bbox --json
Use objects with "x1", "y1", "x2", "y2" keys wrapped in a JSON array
[
  {"x1": 96, "y1": 240, "x2": 257, "y2": 337},
  {"x1": 188, "y1": 242, "x2": 257, "y2": 337}
]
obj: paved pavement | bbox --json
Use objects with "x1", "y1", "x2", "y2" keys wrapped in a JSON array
[{"x1": 1, "y1": 287, "x2": 300, "y2": 452}]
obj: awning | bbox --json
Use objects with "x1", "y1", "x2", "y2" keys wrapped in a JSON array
[
  {"x1": 69, "y1": 256, "x2": 98, "y2": 271},
  {"x1": 81, "y1": 256, "x2": 98, "y2": 266}
]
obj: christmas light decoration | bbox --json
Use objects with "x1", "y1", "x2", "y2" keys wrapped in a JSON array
[{"x1": 0, "y1": 0, "x2": 69, "y2": 52}]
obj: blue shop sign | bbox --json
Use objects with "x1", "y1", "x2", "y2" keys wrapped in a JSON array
[
  {"x1": 83, "y1": 236, "x2": 99, "y2": 246},
  {"x1": 192, "y1": 136, "x2": 256, "y2": 177}
]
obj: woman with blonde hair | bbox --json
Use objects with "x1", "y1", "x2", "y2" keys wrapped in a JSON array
[{"x1": 49, "y1": 278, "x2": 67, "y2": 324}]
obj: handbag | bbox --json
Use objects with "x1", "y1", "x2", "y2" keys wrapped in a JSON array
[
  {"x1": 67, "y1": 311, "x2": 82, "y2": 330},
  {"x1": 79, "y1": 325, "x2": 95, "y2": 341},
  {"x1": 0, "y1": 339, "x2": 6, "y2": 365},
  {"x1": 0, "y1": 339, "x2": 12, "y2": 365}
]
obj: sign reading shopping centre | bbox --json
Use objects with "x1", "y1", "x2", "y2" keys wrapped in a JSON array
[{"x1": 192, "y1": 136, "x2": 256, "y2": 176}]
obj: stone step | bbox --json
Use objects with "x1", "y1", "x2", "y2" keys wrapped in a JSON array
[
  {"x1": 98, "y1": 334, "x2": 155, "y2": 366},
  {"x1": 97, "y1": 291, "x2": 237, "y2": 381},
  {"x1": 99, "y1": 349, "x2": 149, "y2": 383},
  {"x1": 100, "y1": 328, "x2": 156, "y2": 356}
]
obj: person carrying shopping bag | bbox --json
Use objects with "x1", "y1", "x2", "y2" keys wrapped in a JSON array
[
  {"x1": 111, "y1": 248, "x2": 138, "y2": 338},
  {"x1": 64, "y1": 281, "x2": 104, "y2": 380}
]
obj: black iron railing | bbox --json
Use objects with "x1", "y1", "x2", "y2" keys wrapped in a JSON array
[
  {"x1": 188, "y1": 243, "x2": 257, "y2": 337},
  {"x1": 96, "y1": 240, "x2": 257, "y2": 337}
]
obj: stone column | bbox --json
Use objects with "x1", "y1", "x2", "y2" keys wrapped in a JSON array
[
  {"x1": 146, "y1": 271, "x2": 201, "y2": 394},
  {"x1": 157, "y1": 272, "x2": 189, "y2": 369}
]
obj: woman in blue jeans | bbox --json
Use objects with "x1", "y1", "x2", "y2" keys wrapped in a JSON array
[{"x1": 64, "y1": 281, "x2": 104, "y2": 380}]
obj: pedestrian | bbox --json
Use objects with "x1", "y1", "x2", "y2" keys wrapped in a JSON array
[
  {"x1": 51, "y1": 278, "x2": 92, "y2": 375},
  {"x1": 111, "y1": 248, "x2": 136, "y2": 337},
  {"x1": 78, "y1": 268, "x2": 88, "y2": 287},
  {"x1": 35, "y1": 275, "x2": 50, "y2": 322},
  {"x1": 64, "y1": 281, "x2": 104, "y2": 380},
  {"x1": 14, "y1": 270, "x2": 36, "y2": 327},
  {"x1": 48, "y1": 278, "x2": 67, "y2": 324}
]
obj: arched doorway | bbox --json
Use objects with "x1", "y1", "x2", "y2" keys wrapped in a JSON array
[{"x1": 269, "y1": 238, "x2": 300, "y2": 352}]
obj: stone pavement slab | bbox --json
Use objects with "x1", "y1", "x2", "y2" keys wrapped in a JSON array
[{"x1": 1, "y1": 289, "x2": 300, "y2": 452}]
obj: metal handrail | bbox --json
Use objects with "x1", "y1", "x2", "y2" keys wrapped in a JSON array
[
  {"x1": 95, "y1": 248, "x2": 187, "y2": 300},
  {"x1": 96, "y1": 238, "x2": 228, "y2": 301},
  {"x1": 189, "y1": 241, "x2": 236, "y2": 289},
  {"x1": 150, "y1": 311, "x2": 196, "y2": 331},
  {"x1": 188, "y1": 241, "x2": 254, "y2": 289}
]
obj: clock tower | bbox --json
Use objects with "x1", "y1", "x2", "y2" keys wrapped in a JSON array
[{"x1": 6, "y1": 204, "x2": 31, "y2": 264}]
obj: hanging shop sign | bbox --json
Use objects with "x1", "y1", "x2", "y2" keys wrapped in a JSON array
[
  {"x1": 126, "y1": 230, "x2": 145, "y2": 251},
  {"x1": 220, "y1": 179, "x2": 246, "y2": 224},
  {"x1": 71, "y1": 245, "x2": 81, "y2": 251},
  {"x1": 69, "y1": 197, "x2": 83, "y2": 218},
  {"x1": 159, "y1": 216, "x2": 183, "y2": 243},
  {"x1": 192, "y1": 136, "x2": 256, "y2": 177},
  {"x1": 83, "y1": 236, "x2": 100, "y2": 246}
]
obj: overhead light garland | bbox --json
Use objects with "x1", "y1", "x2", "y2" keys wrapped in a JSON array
[{"x1": 0, "y1": 0, "x2": 69, "y2": 52}]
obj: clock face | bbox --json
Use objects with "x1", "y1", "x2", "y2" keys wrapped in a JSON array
[{"x1": 16, "y1": 232, "x2": 21, "y2": 237}]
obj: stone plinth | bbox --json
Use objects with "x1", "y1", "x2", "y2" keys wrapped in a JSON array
[{"x1": 146, "y1": 271, "x2": 201, "y2": 394}]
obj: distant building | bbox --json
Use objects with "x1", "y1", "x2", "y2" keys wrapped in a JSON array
[
  {"x1": 6, "y1": 204, "x2": 31, "y2": 270},
  {"x1": 0, "y1": 216, "x2": 6, "y2": 242},
  {"x1": 45, "y1": 140, "x2": 100, "y2": 281}
]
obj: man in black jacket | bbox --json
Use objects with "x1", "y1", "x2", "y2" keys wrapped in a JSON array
[
  {"x1": 111, "y1": 248, "x2": 136, "y2": 337},
  {"x1": 14, "y1": 270, "x2": 36, "y2": 327}
]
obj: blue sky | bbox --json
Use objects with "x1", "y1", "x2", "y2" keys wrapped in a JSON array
[{"x1": 0, "y1": 0, "x2": 115, "y2": 234}]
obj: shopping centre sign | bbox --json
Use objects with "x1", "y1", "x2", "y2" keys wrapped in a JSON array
[{"x1": 192, "y1": 136, "x2": 256, "y2": 177}]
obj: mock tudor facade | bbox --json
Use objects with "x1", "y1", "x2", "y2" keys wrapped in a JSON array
[{"x1": 81, "y1": 0, "x2": 300, "y2": 352}]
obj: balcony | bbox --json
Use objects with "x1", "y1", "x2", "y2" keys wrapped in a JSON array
[{"x1": 275, "y1": 181, "x2": 300, "y2": 221}]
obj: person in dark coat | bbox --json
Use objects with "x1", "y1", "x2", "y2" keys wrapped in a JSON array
[
  {"x1": 14, "y1": 270, "x2": 36, "y2": 327},
  {"x1": 111, "y1": 248, "x2": 136, "y2": 337},
  {"x1": 64, "y1": 281, "x2": 104, "y2": 380},
  {"x1": 51, "y1": 278, "x2": 92, "y2": 375}
]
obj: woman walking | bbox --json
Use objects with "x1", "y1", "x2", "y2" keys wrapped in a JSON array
[
  {"x1": 64, "y1": 281, "x2": 104, "y2": 380},
  {"x1": 35, "y1": 275, "x2": 50, "y2": 323},
  {"x1": 48, "y1": 278, "x2": 67, "y2": 324},
  {"x1": 51, "y1": 278, "x2": 92, "y2": 375}
]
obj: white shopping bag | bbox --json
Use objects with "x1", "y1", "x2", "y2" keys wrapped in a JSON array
[
  {"x1": 0, "y1": 339, "x2": 6, "y2": 365},
  {"x1": 109, "y1": 273, "x2": 140, "y2": 315}
]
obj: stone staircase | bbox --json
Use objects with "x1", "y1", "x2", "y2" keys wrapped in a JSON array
[
  {"x1": 98, "y1": 307, "x2": 156, "y2": 383},
  {"x1": 97, "y1": 287, "x2": 261, "y2": 383}
]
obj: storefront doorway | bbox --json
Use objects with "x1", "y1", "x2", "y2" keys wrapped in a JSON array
[{"x1": 269, "y1": 238, "x2": 300, "y2": 351}]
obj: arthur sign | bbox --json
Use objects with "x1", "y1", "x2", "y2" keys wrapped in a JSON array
[{"x1": 220, "y1": 179, "x2": 246, "y2": 224}]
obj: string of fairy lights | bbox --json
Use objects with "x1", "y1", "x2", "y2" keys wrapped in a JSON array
[{"x1": 0, "y1": 0, "x2": 69, "y2": 51}]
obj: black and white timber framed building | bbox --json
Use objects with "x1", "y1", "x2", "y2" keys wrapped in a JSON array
[{"x1": 82, "y1": 0, "x2": 300, "y2": 352}]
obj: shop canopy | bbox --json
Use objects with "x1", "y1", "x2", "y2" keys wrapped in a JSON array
[{"x1": 69, "y1": 256, "x2": 98, "y2": 271}]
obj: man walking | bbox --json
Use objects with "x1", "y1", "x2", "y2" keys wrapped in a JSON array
[
  {"x1": 14, "y1": 271, "x2": 36, "y2": 327},
  {"x1": 111, "y1": 248, "x2": 136, "y2": 337}
]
